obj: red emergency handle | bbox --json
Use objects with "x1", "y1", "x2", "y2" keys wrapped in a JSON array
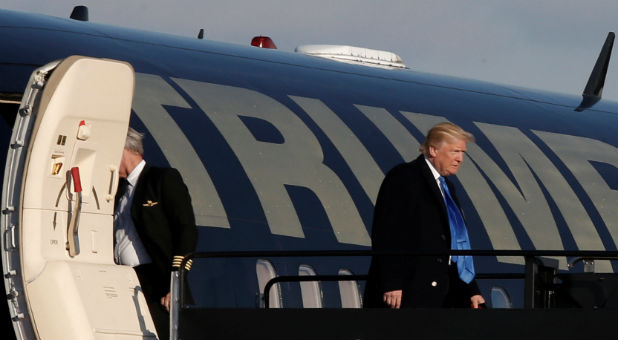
[{"x1": 71, "y1": 167, "x2": 82, "y2": 193}]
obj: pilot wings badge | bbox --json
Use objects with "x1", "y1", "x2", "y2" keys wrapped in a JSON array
[{"x1": 143, "y1": 200, "x2": 159, "y2": 207}]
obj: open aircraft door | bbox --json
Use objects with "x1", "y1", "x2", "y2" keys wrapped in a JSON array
[{"x1": 1, "y1": 56, "x2": 158, "y2": 339}]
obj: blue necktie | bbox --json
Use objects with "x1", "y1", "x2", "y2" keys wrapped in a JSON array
[{"x1": 439, "y1": 177, "x2": 475, "y2": 284}]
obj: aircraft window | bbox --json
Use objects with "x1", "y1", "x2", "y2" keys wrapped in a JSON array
[
  {"x1": 256, "y1": 259, "x2": 282, "y2": 308},
  {"x1": 338, "y1": 269, "x2": 362, "y2": 308},
  {"x1": 298, "y1": 264, "x2": 323, "y2": 308},
  {"x1": 490, "y1": 286, "x2": 513, "y2": 309}
]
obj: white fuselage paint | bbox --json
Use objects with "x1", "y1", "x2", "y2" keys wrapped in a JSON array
[
  {"x1": 172, "y1": 78, "x2": 370, "y2": 245},
  {"x1": 536, "y1": 131, "x2": 618, "y2": 248},
  {"x1": 356, "y1": 105, "x2": 420, "y2": 163},
  {"x1": 132, "y1": 74, "x2": 229, "y2": 228},
  {"x1": 132, "y1": 74, "x2": 617, "y2": 268},
  {"x1": 291, "y1": 96, "x2": 384, "y2": 205}
]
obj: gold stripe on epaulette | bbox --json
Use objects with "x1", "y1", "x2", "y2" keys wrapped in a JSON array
[{"x1": 173, "y1": 255, "x2": 193, "y2": 270}]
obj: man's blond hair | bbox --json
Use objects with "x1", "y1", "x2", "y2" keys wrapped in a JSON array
[{"x1": 419, "y1": 122, "x2": 474, "y2": 155}]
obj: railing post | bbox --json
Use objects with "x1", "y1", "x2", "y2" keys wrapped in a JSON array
[
  {"x1": 524, "y1": 256, "x2": 558, "y2": 309},
  {"x1": 170, "y1": 271, "x2": 180, "y2": 340},
  {"x1": 524, "y1": 255, "x2": 536, "y2": 308}
]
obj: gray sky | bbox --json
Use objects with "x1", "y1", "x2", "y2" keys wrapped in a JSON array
[{"x1": 2, "y1": 0, "x2": 617, "y2": 101}]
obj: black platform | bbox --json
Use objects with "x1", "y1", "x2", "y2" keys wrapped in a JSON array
[{"x1": 178, "y1": 308, "x2": 617, "y2": 339}]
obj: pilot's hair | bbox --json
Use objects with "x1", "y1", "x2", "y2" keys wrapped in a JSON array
[
  {"x1": 125, "y1": 127, "x2": 145, "y2": 155},
  {"x1": 419, "y1": 122, "x2": 474, "y2": 155}
]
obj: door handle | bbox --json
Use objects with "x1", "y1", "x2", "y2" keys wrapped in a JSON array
[
  {"x1": 107, "y1": 165, "x2": 119, "y2": 202},
  {"x1": 67, "y1": 167, "x2": 82, "y2": 257}
]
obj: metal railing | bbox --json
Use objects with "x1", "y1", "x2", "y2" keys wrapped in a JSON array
[
  {"x1": 263, "y1": 274, "x2": 367, "y2": 308},
  {"x1": 171, "y1": 249, "x2": 618, "y2": 339},
  {"x1": 261, "y1": 272, "x2": 527, "y2": 308}
]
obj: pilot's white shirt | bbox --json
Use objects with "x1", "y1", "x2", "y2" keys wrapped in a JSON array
[{"x1": 114, "y1": 159, "x2": 152, "y2": 267}]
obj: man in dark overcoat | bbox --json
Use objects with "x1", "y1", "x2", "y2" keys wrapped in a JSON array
[{"x1": 364, "y1": 122, "x2": 485, "y2": 308}]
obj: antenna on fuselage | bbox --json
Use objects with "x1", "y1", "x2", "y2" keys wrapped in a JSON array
[
  {"x1": 70, "y1": 5, "x2": 89, "y2": 21},
  {"x1": 575, "y1": 32, "x2": 615, "y2": 111},
  {"x1": 198, "y1": 29, "x2": 205, "y2": 40}
]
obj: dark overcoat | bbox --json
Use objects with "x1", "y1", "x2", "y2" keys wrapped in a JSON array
[{"x1": 363, "y1": 154, "x2": 479, "y2": 308}]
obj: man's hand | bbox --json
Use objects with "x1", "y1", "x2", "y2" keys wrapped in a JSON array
[
  {"x1": 470, "y1": 294, "x2": 485, "y2": 308},
  {"x1": 161, "y1": 292, "x2": 171, "y2": 312},
  {"x1": 383, "y1": 290, "x2": 402, "y2": 309}
]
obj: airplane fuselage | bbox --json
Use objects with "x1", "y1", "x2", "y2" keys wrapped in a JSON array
[{"x1": 0, "y1": 8, "x2": 616, "y2": 340}]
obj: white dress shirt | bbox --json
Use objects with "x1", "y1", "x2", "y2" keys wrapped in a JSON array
[
  {"x1": 114, "y1": 159, "x2": 152, "y2": 267},
  {"x1": 424, "y1": 156, "x2": 451, "y2": 264},
  {"x1": 424, "y1": 156, "x2": 444, "y2": 197}
]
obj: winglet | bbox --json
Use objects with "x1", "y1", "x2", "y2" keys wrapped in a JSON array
[{"x1": 575, "y1": 32, "x2": 615, "y2": 111}]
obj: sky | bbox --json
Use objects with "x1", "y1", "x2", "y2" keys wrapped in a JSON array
[{"x1": 2, "y1": 0, "x2": 617, "y2": 101}]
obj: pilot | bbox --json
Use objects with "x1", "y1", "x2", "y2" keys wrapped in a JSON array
[
  {"x1": 364, "y1": 122, "x2": 485, "y2": 309},
  {"x1": 114, "y1": 127, "x2": 197, "y2": 338}
]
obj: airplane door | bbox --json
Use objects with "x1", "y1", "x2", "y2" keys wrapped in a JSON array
[{"x1": 1, "y1": 56, "x2": 158, "y2": 339}]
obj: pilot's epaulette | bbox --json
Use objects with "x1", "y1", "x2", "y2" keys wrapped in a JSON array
[{"x1": 172, "y1": 255, "x2": 193, "y2": 271}]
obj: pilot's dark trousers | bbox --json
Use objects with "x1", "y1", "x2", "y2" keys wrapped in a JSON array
[{"x1": 135, "y1": 264, "x2": 169, "y2": 340}]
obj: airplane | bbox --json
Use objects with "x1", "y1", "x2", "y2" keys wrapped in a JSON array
[{"x1": 1, "y1": 6, "x2": 616, "y2": 340}]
